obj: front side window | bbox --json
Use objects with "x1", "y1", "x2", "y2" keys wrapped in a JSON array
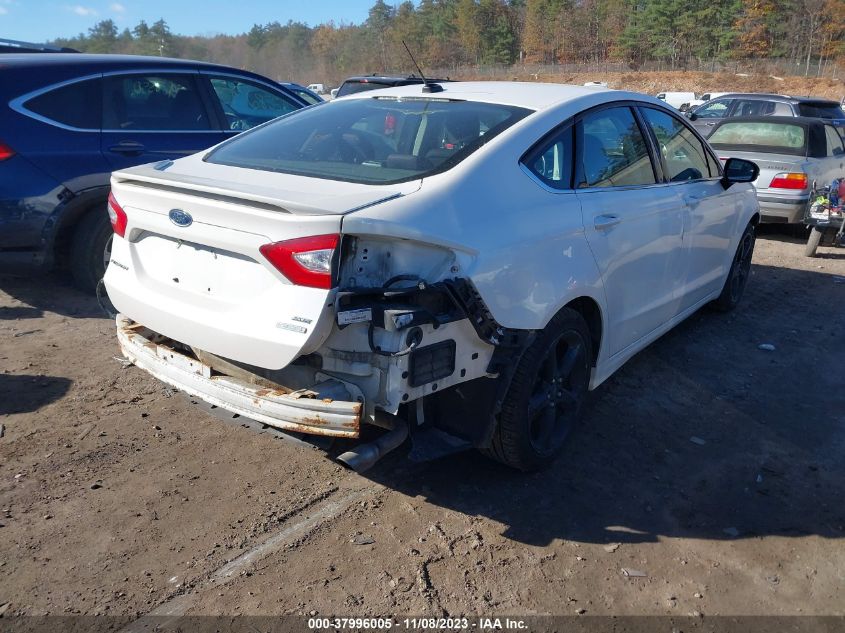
[
  {"x1": 206, "y1": 97, "x2": 531, "y2": 185},
  {"x1": 103, "y1": 74, "x2": 211, "y2": 131},
  {"x1": 522, "y1": 127, "x2": 573, "y2": 190},
  {"x1": 576, "y1": 107, "x2": 656, "y2": 188},
  {"x1": 695, "y1": 99, "x2": 731, "y2": 119},
  {"x1": 209, "y1": 77, "x2": 299, "y2": 130},
  {"x1": 824, "y1": 125, "x2": 844, "y2": 157},
  {"x1": 641, "y1": 107, "x2": 711, "y2": 181},
  {"x1": 25, "y1": 78, "x2": 101, "y2": 129}
]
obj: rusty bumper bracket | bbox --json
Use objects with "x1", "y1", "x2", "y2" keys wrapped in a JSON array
[{"x1": 116, "y1": 315, "x2": 362, "y2": 438}]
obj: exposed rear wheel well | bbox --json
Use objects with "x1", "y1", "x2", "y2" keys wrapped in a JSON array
[{"x1": 564, "y1": 297, "x2": 602, "y2": 366}]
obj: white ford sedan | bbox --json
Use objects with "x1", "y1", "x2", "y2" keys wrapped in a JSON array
[{"x1": 104, "y1": 82, "x2": 760, "y2": 471}]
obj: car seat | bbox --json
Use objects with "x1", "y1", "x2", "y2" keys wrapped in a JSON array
[
  {"x1": 170, "y1": 90, "x2": 207, "y2": 130},
  {"x1": 105, "y1": 88, "x2": 128, "y2": 129}
]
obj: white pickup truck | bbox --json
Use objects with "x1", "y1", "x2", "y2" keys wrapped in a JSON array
[
  {"x1": 655, "y1": 91, "x2": 696, "y2": 110},
  {"x1": 684, "y1": 92, "x2": 730, "y2": 111}
]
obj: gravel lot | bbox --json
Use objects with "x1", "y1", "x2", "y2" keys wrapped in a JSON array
[{"x1": 1, "y1": 229, "x2": 844, "y2": 623}]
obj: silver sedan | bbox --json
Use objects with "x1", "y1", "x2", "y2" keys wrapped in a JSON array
[{"x1": 708, "y1": 116, "x2": 845, "y2": 223}]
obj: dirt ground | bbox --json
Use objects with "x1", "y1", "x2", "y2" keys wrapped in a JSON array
[{"x1": 1, "y1": 228, "x2": 844, "y2": 624}]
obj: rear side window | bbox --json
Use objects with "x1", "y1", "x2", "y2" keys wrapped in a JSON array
[
  {"x1": 205, "y1": 97, "x2": 531, "y2": 185},
  {"x1": 522, "y1": 127, "x2": 573, "y2": 190},
  {"x1": 640, "y1": 107, "x2": 711, "y2": 181},
  {"x1": 337, "y1": 81, "x2": 395, "y2": 98},
  {"x1": 824, "y1": 125, "x2": 845, "y2": 157},
  {"x1": 576, "y1": 107, "x2": 656, "y2": 188},
  {"x1": 25, "y1": 78, "x2": 101, "y2": 130},
  {"x1": 733, "y1": 99, "x2": 784, "y2": 117},
  {"x1": 290, "y1": 87, "x2": 321, "y2": 105},
  {"x1": 798, "y1": 102, "x2": 845, "y2": 119},
  {"x1": 103, "y1": 74, "x2": 211, "y2": 131}
]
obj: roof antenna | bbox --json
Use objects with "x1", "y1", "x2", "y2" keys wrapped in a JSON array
[{"x1": 402, "y1": 40, "x2": 443, "y2": 93}]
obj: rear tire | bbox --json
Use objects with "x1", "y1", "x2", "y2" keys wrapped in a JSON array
[
  {"x1": 484, "y1": 308, "x2": 592, "y2": 471},
  {"x1": 804, "y1": 226, "x2": 823, "y2": 258},
  {"x1": 712, "y1": 222, "x2": 755, "y2": 312},
  {"x1": 70, "y1": 208, "x2": 112, "y2": 295}
]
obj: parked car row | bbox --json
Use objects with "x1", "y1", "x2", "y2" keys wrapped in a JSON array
[{"x1": 686, "y1": 93, "x2": 845, "y2": 137}]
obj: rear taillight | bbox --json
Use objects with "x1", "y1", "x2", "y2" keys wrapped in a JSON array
[
  {"x1": 0, "y1": 141, "x2": 15, "y2": 162},
  {"x1": 770, "y1": 172, "x2": 808, "y2": 190},
  {"x1": 107, "y1": 192, "x2": 128, "y2": 238},
  {"x1": 259, "y1": 234, "x2": 339, "y2": 289}
]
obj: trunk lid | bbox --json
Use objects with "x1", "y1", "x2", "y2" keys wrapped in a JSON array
[
  {"x1": 104, "y1": 160, "x2": 419, "y2": 370},
  {"x1": 712, "y1": 150, "x2": 808, "y2": 190}
]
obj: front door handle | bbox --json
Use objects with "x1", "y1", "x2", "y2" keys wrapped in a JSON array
[
  {"x1": 109, "y1": 141, "x2": 145, "y2": 156},
  {"x1": 594, "y1": 214, "x2": 621, "y2": 231},
  {"x1": 684, "y1": 192, "x2": 707, "y2": 206}
]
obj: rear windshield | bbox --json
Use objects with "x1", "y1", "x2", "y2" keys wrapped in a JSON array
[
  {"x1": 797, "y1": 102, "x2": 845, "y2": 119},
  {"x1": 336, "y1": 80, "x2": 396, "y2": 98},
  {"x1": 205, "y1": 97, "x2": 532, "y2": 184},
  {"x1": 708, "y1": 121, "x2": 807, "y2": 156}
]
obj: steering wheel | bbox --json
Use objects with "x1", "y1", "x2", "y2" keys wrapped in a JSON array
[{"x1": 339, "y1": 132, "x2": 374, "y2": 164}]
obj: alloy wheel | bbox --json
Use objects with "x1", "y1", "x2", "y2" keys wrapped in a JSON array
[
  {"x1": 527, "y1": 329, "x2": 589, "y2": 455},
  {"x1": 729, "y1": 231, "x2": 754, "y2": 303}
]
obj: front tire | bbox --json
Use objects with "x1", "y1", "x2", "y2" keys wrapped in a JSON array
[
  {"x1": 484, "y1": 308, "x2": 592, "y2": 471},
  {"x1": 804, "y1": 226, "x2": 823, "y2": 257},
  {"x1": 712, "y1": 222, "x2": 755, "y2": 312},
  {"x1": 70, "y1": 208, "x2": 113, "y2": 294}
]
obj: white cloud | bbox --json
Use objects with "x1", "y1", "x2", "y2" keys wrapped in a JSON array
[
  {"x1": 110, "y1": 2, "x2": 125, "y2": 12},
  {"x1": 71, "y1": 5, "x2": 98, "y2": 16}
]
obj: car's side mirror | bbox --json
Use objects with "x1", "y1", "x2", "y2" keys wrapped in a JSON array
[
  {"x1": 686, "y1": 111, "x2": 697, "y2": 120},
  {"x1": 721, "y1": 157, "x2": 759, "y2": 189}
]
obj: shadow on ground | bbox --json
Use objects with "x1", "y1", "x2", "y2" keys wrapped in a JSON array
[
  {"x1": 0, "y1": 273, "x2": 106, "y2": 319},
  {"x1": 362, "y1": 263, "x2": 845, "y2": 546},
  {"x1": 0, "y1": 374, "x2": 73, "y2": 415}
]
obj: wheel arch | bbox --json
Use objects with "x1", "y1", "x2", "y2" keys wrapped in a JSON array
[
  {"x1": 562, "y1": 295, "x2": 603, "y2": 367},
  {"x1": 47, "y1": 187, "x2": 110, "y2": 267}
]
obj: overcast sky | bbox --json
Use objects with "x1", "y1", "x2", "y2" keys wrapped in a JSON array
[{"x1": 1, "y1": 0, "x2": 374, "y2": 43}]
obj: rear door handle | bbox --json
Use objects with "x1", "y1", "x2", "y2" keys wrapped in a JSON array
[
  {"x1": 109, "y1": 141, "x2": 145, "y2": 156},
  {"x1": 594, "y1": 214, "x2": 621, "y2": 231}
]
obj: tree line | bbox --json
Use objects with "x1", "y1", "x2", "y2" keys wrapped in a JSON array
[{"x1": 53, "y1": 0, "x2": 845, "y2": 85}]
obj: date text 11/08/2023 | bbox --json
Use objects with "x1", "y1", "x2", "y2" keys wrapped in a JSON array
[{"x1": 308, "y1": 617, "x2": 528, "y2": 630}]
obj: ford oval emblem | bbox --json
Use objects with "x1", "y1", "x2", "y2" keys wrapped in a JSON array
[{"x1": 169, "y1": 209, "x2": 192, "y2": 227}]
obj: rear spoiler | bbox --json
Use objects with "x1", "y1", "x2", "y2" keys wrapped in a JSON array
[{"x1": 112, "y1": 162, "x2": 407, "y2": 216}]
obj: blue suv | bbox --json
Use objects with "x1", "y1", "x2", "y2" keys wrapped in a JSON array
[{"x1": 0, "y1": 54, "x2": 309, "y2": 292}]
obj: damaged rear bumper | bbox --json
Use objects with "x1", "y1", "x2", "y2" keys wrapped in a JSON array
[{"x1": 116, "y1": 314, "x2": 362, "y2": 438}]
